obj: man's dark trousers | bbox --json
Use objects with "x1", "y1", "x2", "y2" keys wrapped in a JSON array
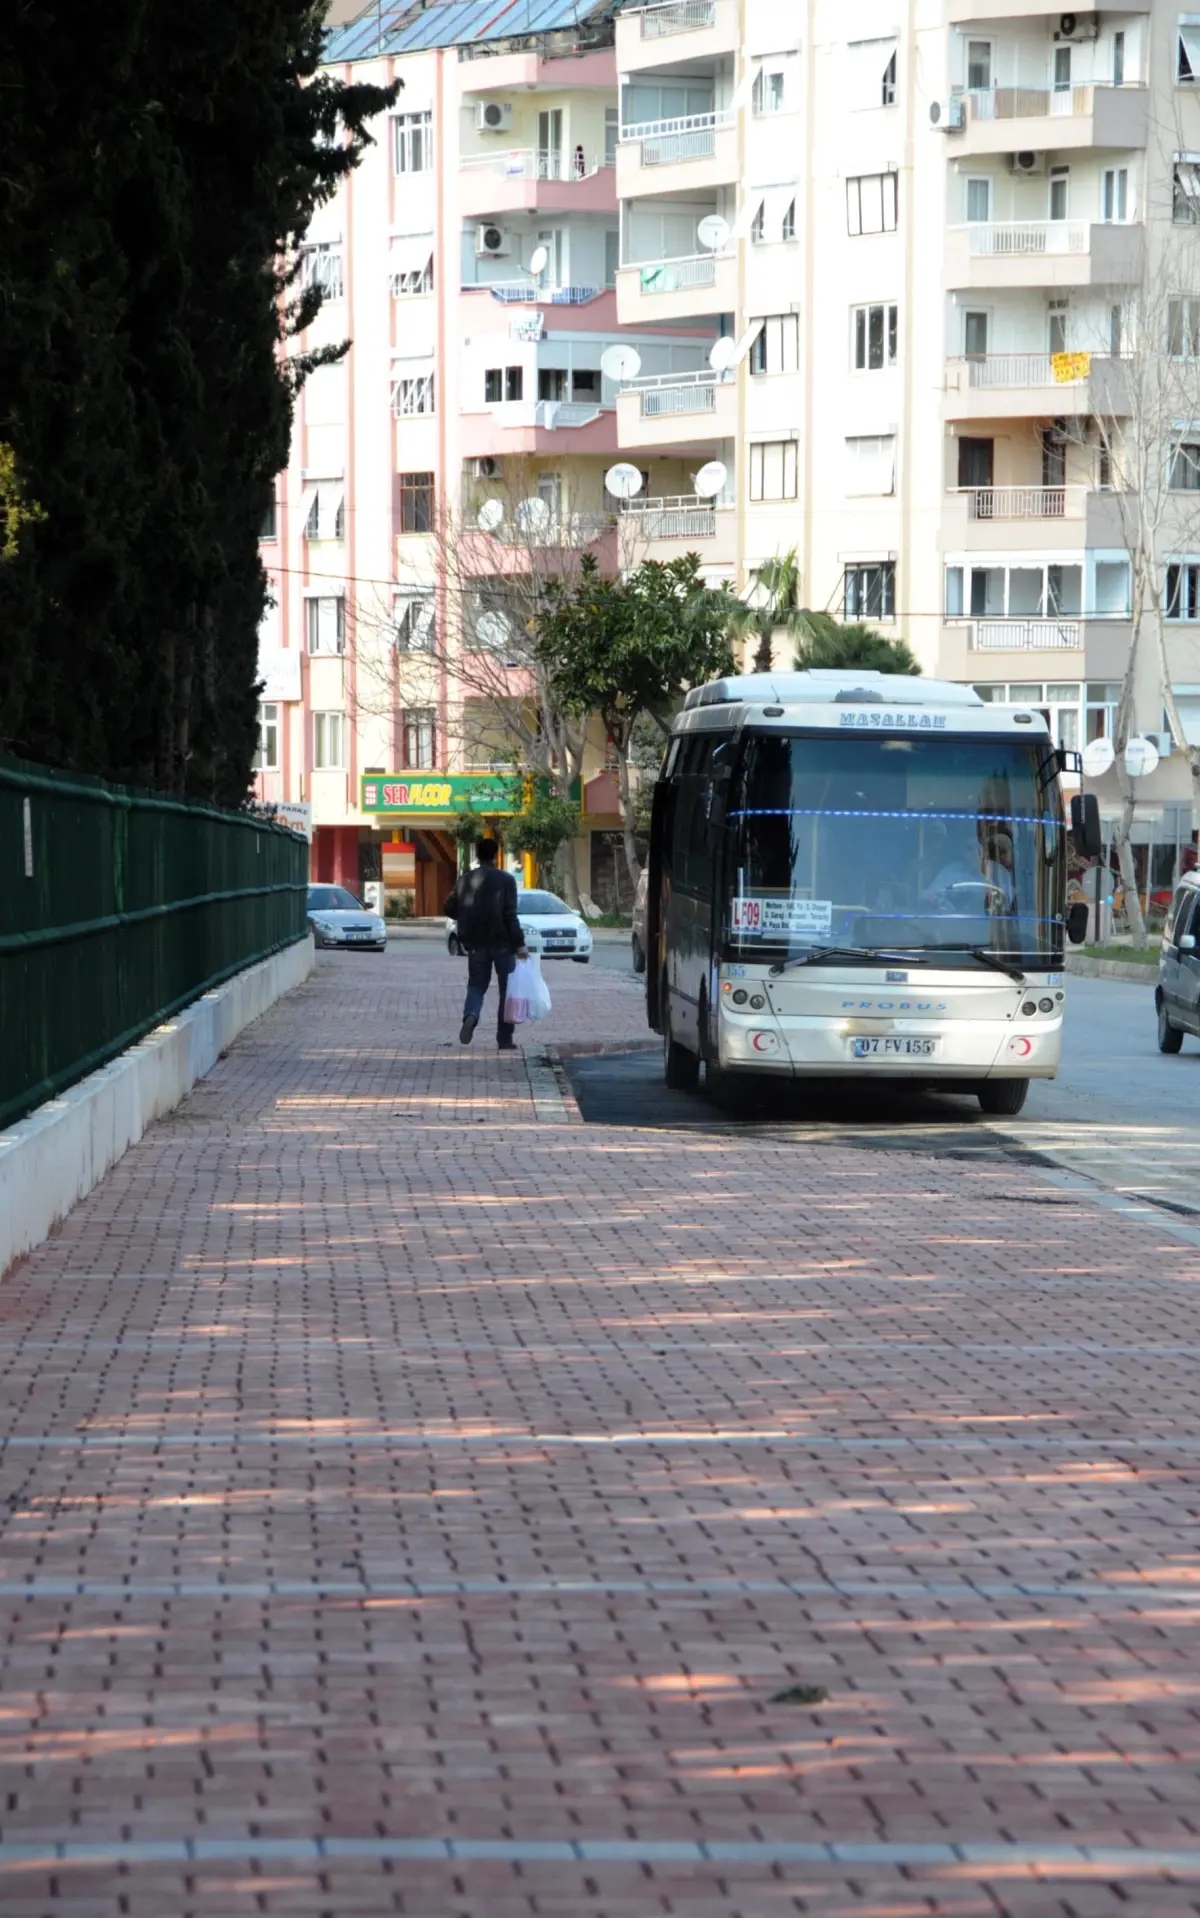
[{"x1": 464, "y1": 946, "x2": 517, "y2": 1046}]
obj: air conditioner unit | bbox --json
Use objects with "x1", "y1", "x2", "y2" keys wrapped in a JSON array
[
  {"x1": 1149, "y1": 730, "x2": 1175, "y2": 757},
  {"x1": 1055, "y1": 12, "x2": 1099, "y2": 40},
  {"x1": 929, "y1": 97, "x2": 965, "y2": 132},
  {"x1": 1009, "y1": 150, "x2": 1046, "y2": 175},
  {"x1": 475, "y1": 223, "x2": 512, "y2": 257},
  {"x1": 476, "y1": 101, "x2": 514, "y2": 133},
  {"x1": 470, "y1": 457, "x2": 504, "y2": 479}
]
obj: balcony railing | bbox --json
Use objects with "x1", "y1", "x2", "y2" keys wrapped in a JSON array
[
  {"x1": 950, "y1": 352, "x2": 1087, "y2": 387},
  {"x1": 951, "y1": 82, "x2": 1143, "y2": 122},
  {"x1": 621, "y1": 494, "x2": 716, "y2": 538},
  {"x1": 624, "y1": 370, "x2": 720, "y2": 416},
  {"x1": 460, "y1": 148, "x2": 608, "y2": 181},
  {"x1": 622, "y1": 110, "x2": 734, "y2": 167},
  {"x1": 968, "y1": 619, "x2": 1083, "y2": 650},
  {"x1": 957, "y1": 485, "x2": 1084, "y2": 519},
  {"x1": 630, "y1": 253, "x2": 719, "y2": 293},
  {"x1": 639, "y1": 0, "x2": 716, "y2": 37},
  {"x1": 481, "y1": 282, "x2": 602, "y2": 305},
  {"x1": 960, "y1": 220, "x2": 1090, "y2": 256}
]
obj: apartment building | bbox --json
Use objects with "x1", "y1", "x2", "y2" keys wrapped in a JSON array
[{"x1": 256, "y1": 0, "x2": 1200, "y2": 901}]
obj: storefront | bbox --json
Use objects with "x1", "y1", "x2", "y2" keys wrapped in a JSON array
[{"x1": 361, "y1": 772, "x2": 529, "y2": 915}]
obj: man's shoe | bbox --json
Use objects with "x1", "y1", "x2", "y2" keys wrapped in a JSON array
[
  {"x1": 459, "y1": 1014, "x2": 478, "y2": 1045},
  {"x1": 497, "y1": 1039, "x2": 517, "y2": 1051}
]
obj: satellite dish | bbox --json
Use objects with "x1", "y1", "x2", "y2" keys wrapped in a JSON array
[
  {"x1": 604, "y1": 462, "x2": 644, "y2": 501},
  {"x1": 693, "y1": 460, "x2": 728, "y2": 499},
  {"x1": 515, "y1": 495, "x2": 551, "y2": 535},
  {"x1": 1124, "y1": 735, "x2": 1160, "y2": 778},
  {"x1": 708, "y1": 337, "x2": 737, "y2": 373},
  {"x1": 600, "y1": 344, "x2": 642, "y2": 383},
  {"x1": 529, "y1": 244, "x2": 549, "y2": 276},
  {"x1": 697, "y1": 214, "x2": 731, "y2": 252},
  {"x1": 476, "y1": 610, "x2": 511, "y2": 650},
  {"x1": 476, "y1": 499, "x2": 504, "y2": 532},
  {"x1": 1081, "y1": 737, "x2": 1115, "y2": 778}
]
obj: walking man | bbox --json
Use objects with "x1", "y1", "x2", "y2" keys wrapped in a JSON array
[{"x1": 444, "y1": 839, "x2": 528, "y2": 1050}]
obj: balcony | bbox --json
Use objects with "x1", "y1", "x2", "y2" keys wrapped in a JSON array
[
  {"x1": 944, "y1": 352, "x2": 1131, "y2": 421},
  {"x1": 616, "y1": 249, "x2": 736, "y2": 323},
  {"x1": 948, "y1": 83, "x2": 1149, "y2": 156},
  {"x1": 616, "y1": 112, "x2": 737, "y2": 198},
  {"x1": 616, "y1": 0, "x2": 737, "y2": 74},
  {"x1": 457, "y1": 49, "x2": 616, "y2": 94},
  {"x1": 463, "y1": 279, "x2": 611, "y2": 310},
  {"x1": 460, "y1": 399, "x2": 617, "y2": 457},
  {"x1": 620, "y1": 494, "x2": 737, "y2": 565},
  {"x1": 945, "y1": 220, "x2": 1144, "y2": 290},
  {"x1": 967, "y1": 617, "x2": 1084, "y2": 651},
  {"x1": 947, "y1": 0, "x2": 1132, "y2": 21},
  {"x1": 459, "y1": 149, "x2": 616, "y2": 219},
  {"x1": 616, "y1": 370, "x2": 736, "y2": 448},
  {"x1": 944, "y1": 485, "x2": 1126, "y2": 550},
  {"x1": 939, "y1": 617, "x2": 1134, "y2": 680}
]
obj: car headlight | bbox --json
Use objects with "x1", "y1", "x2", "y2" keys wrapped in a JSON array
[{"x1": 311, "y1": 916, "x2": 335, "y2": 932}]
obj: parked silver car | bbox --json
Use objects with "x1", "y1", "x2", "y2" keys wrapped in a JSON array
[
  {"x1": 1157, "y1": 871, "x2": 1200, "y2": 1051},
  {"x1": 307, "y1": 885, "x2": 387, "y2": 952}
]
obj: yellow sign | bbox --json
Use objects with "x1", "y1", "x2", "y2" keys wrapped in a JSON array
[{"x1": 1051, "y1": 350, "x2": 1091, "y2": 384}]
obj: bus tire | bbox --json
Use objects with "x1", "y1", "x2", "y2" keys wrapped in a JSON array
[
  {"x1": 662, "y1": 991, "x2": 699, "y2": 1092},
  {"x1": 708, "y1": 1064, "x2": 751, "y2": 1114},
  {"x1": 976, "y1": 1078, "x2": 1029, "y2": 1116}
]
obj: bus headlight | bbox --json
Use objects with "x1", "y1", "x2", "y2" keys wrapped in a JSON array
[
  {"x1": 1038, "y1": 997, "x2": 1054, "y2": 1013},
  {"x1": 732, "y1": 989, "x2": 748, "y2": 1004}
]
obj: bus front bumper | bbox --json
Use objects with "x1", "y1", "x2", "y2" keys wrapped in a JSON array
[{"x1": 719, "y1": 1009, "x2": 1062, "y2": 1080}]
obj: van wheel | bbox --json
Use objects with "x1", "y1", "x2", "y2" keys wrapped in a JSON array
[
  {"x1": 631, "y1": 933, "x2": 646, "y2": 975},
  {"x1": 662, "y1": 986, "x2": 699, "y2": 1091},
  {"x1": 1158, "y1": 999, "x2": 1185, "y2": 1054},
  {"x1": 447, "y1": 932, "x2": 462, "y2": 956},
  {"x1": 977, "y1": 1078, "x2": 1029, "y2": 1116}
]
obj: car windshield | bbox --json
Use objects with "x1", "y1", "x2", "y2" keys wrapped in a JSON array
[
  {"x1": 308, "y1": 887, "x2": 362, "y2": 911},
  {"x1": 517, "y1": 892, "x2": 571, "y2": 916},
  {"x1": 728, "y1": 730, "x2": 1064, "y2": 963}
]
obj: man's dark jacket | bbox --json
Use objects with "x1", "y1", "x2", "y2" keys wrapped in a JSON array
[{"x1": 444, "y1": 866, "x2": 524, "y2": 953}]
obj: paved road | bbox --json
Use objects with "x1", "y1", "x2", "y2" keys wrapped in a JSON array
[{"x1": 4, "y1": 947, "x2": 1200, "y2": 1914}]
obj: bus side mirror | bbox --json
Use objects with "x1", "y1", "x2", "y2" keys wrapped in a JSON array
[
  {"x1": 1066, "y1": 901, "x2": 1089, "y2": 946},
  {"x1": 1070, "y1": 792, "x2": 1102, "y2": 860}
]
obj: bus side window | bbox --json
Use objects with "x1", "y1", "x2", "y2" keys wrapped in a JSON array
[{"x1": 685, "y1": 738, "x2": 716, "y2": 901}]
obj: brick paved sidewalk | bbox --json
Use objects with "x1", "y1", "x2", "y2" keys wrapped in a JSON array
[{"x1": 2, "y1": 942, "x2": 1200, "y2": 1916}]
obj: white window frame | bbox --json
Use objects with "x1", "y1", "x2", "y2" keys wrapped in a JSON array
[
  {"x1": 313, "y1": 710, "x2": 346, "y2": 770},
  {"x1": 1179, "y1": 17, "x2": 1200, "y2": 84},
  {"x1": 844, "y1": 434, "x2": 897, "y2": 497},
  {"x1": 1174, "y1": 154, "x2": 1200, "y2": 225},
  {"x1": 843, "y1": 561, "x2": 896, "y2": 620},
  {"x1": 847, "y1": 37, "x2": 899, "y2": 111},
  {"x1": 749, "y1": 313, "x2": 800, "y2": 376},
  {"x1": 1101, "y1": 166, "x2": 1130, "y2": 223},
  {"x1": 852, "y1": 302, "x2": 898, "y2": 371},
  {"x1": 748, "y1": 439, "x2": 799, "y2": 502},
  {"x1": 402, "y1": 707, "x2": 437, "y2": 770},
  {"x1": 394, "y1": 593, "x2": 436, "y2": 653},
  {"x1": 255, "y1": 702, "x2": 280, "y2": 772},
  {"x1": 390, "y1": 368, "x2": 436, "y2": 417},
  {"x1": 298, "y1": 241, "x2": 344, "y2": 300},
  {"x1": 846, "y1": 171, "x2": 898, "y2": 236},
  {"x1": 1170, "y1": 441, "x2": 1200, "y2": 491},
  {"x1": 302, "y1": 482, "x2": 344, "y2": 543},
  {"x1": 389, "y1": 233, "x2": 434, "y2": 298},
  {"x1": 1168, "y1": 296, "x2": 1200, "y2": 357},
  {"x1": 752, "y1": 64, "x2": 789, "y2": 115},
  {"x1": 965, "y1": 176, "x2": 992, "y2": 224},
  {"x1": 305, "y1": 595, "x2": 346, "y2": 656},
  {"x1": 393, "y1": 110, "x2": 433, "y2": 174},
  {"x1": 1049, "y1": 165, "x2": 1070, "y2": 221}
]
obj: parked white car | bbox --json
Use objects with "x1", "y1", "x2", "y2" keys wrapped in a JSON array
[
  {"x1": 445, "y1": 888, "x2": 591, "y2": 962},
  {"x1": 307, "y1": 885, "x2": 387, "y2": 953}
]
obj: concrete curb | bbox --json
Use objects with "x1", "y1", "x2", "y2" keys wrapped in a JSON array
[
  {"x1": 0, "y1": 936, "x2": 314, "y2": 1279},
  {"x1": 1066, "y1": 954, "x2": 1159, "y2": 985}
]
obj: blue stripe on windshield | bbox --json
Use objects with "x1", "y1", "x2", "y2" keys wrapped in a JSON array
[{"x1": 729, "y1": 808, "x2": 1058, "y2": 825}]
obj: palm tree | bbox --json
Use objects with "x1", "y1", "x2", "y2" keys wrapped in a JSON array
[
  {"x1": 794, "y1": 611, "x2": 921, "y2": 676},
  {"x1": 725, "y1": 548, "x2": 806, "y2": 673}
]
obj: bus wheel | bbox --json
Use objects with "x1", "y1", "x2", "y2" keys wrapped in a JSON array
[
  {"x1": 663, "y1": 995, "x2": 699, "y2": 1092},
  {"x1": 976, "y1": 1078, "x2": 1029, "y2": 1116}
]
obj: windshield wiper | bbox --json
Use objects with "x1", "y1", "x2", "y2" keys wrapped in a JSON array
[
  {"x1": 961, "y1": 947, "x2": 1026, "y2": 985},
  {"x1": 769, "y1": 945, "x2": 929, "y2": 976}
]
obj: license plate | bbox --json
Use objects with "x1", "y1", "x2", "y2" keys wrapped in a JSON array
[
  {"x1": 347, "y1": 931, "x2": 373, "y2": 940},
  {"x1": 847, "y1": 1037, "x2": 938, "y2": 1059}
]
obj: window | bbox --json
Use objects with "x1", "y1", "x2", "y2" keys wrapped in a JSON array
[
  {"x1": 402, "y1": 708, "x2": 436, "y2": 769},
  {"x1": 1112, "y1": 31, "x2": 1125, "y2": 87},
  {"x1": 1101, "y1": 167, "x2": 1129, "y2": 222},
  {"x1": 260, "y1": 498, "x2": 278, "y2": 541},
  {"x1": 313, "y1": 711, "x2": 345, "y2": 770},
  {"x1": 303, "y1": 482, "x2": 344, "y2": 542},
  {"x1": 484, "y1": 366, "x2": 518, "y2": 403},
  {"x1": 844, "y1": 562, "x2": 895, "y2": 619},
  {"x1": 846, "y1": 172, "x2": 898, "y2": 236},
  {"x1": 1048, "y1": 298, "x2": 1069, "y2": 356},
  {"x1": 945, "y1": 561, "x2": 1092, "y2": 620},
  {"x1": 391, "y1": 370, "x2": 435, "y2": 416},
  {"x1": 748, "y1": 440, "x2": 798, "y2": 501},
  {"x1": 848, "y1": 37, "x2": 898, "y2": 110},
  {"x1": 844, "y1": 435, "x2": 896, "y2": 496},
  {"x1": 966, "y1": 39, "x2": 991, "y2": 91},
  {"x1": 1169, "y1": 297, "x2": 1200, "y2": 356},
  {"x1": 781, "y1": 198, "x2": 796, "y2": 241},
  {"x1": 1174, "y1": 157, "x2": 1200, "y2": 224},
  {"x1": 394, "y1": 595, "x2": 435, "y2": 653},
  {"x1": 305, "y1": 596, "x2": 346, "y2": 656},
  {"x1": 1171, "y1": 442, "x2": 1200, "y2": 490},
  {"x1": 1110, "y1": 303, "x2": 1124, "y2": 356},
  {"x1": 390, "y1": 237, "x2": 433, "y2": 298},
  {"x1": 752, "y1": 65, "x2": 787, "y2": 115},
  {"x1": 1179, "y1": 18, "x2": 1200, "y2": 83},
  {"x1": 393, "y1": 110, "x2": 432, "y2": 173},
  {"x1": 1049, "y1": 166, "x2": 1069, "y2": 221},
  {"x1": 965, "y1": 177, "x2": 991, "y2": 223},
  {"x1": 605, "y1": 106, "x2": 619, "y2": 167},
  {"x1": 853, "y1": 302, "x2": 898, "y2": 370},
  {"x1": 1085, "y1": 681, "x2": 1121, "y2": 742},
  {"x1": 1168, "y1": 563, "x2": 1200, "y2": 619},
  {"x1": 750, "y1": 200, "x2": 765, "y2": 243},
  {"x1": 749, "y1": 314, "x2": 799, "y2": 375},
  {"x1": 254, "y1": 703, "x2": 279, "y2": 771},
  {"x1": 398, "y1": 471, "x2": 435, "y2": 534},
  {"x1": 605, "y1": 228, "x2": 620, "y2": 285},
  {"x1": 964, "y1": 311, "x2": 988, "y2": 359},
  {"x1": 882, "y1": 48, "x2": 897, "y2": 105},
  {"x1": 299, "y1": 241, "x2": 343, "y2": 300},
  {"x1": 1054, "y1": 45, "x2": 1072, "y2": 93},
  {"x1": 538, "y1": 368, "x2": 567, "y2": 402}
]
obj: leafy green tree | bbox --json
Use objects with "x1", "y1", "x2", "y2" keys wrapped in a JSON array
[
  {"x1": 0, "y1": 3, "x2": 395, "y2": 801},
  {"x1": 505, "y1": 791, "x2": 582, "y2": 890},
  {"x1": 536, "y1": 553, "x2": 736, "y2": 887},
  {"x1": 725, "y1": 548, "x2": 806, "y2": 673},
  {"x1": 794, "y1": 612, "x2": 922, "y2": 676}
]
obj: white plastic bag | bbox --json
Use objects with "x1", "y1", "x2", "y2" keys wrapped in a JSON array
[{"x1": 504, "y1": 954, "x2": 552, "y2": 1025}]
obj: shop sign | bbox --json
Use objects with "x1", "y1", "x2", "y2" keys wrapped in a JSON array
[{"x1": 361, "y1": 772, "x2": 520, "y2": 815}]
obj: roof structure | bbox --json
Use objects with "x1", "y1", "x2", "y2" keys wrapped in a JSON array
[{"x1": 324, "y1": 0, "x2": 615, "y2": 62}]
